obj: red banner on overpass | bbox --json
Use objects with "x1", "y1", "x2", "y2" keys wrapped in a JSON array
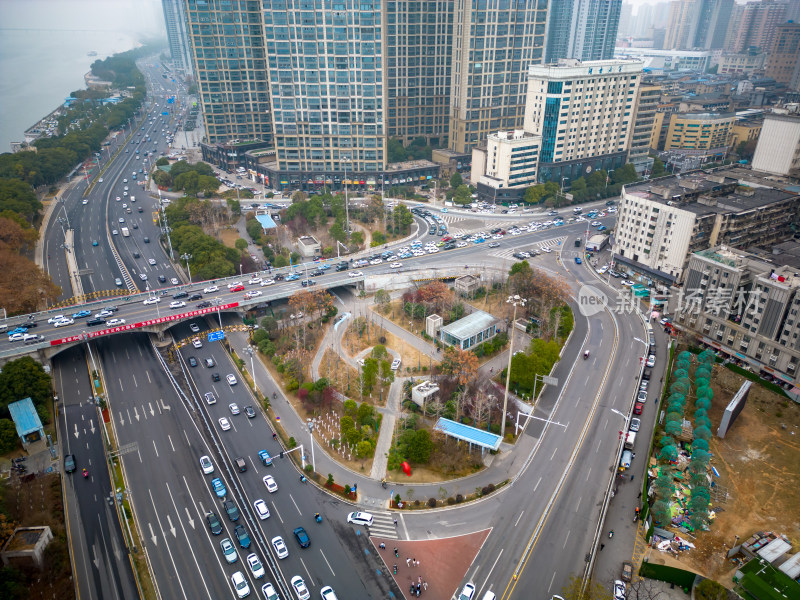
[{"x1": 49, "y1": 303, "x2": 240, "y2": 346}]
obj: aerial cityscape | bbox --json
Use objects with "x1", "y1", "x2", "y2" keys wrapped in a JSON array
[{"x1": 1, "y1": 1, "x2": 799, "y2": 599}]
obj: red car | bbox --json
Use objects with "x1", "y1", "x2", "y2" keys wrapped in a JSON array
[
  {"x1": 230, "y1": 284, "x2": 245, "y2": 292},
  {"x1": 633, "y1": 402, "x2": 644, "y2": 415}
]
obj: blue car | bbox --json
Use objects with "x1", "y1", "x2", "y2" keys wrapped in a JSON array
[
  {"x1": 474, "y1": 237, "x2": 485, "y2": 244},
  {"x1": 211, "y1": 478, "x2": 227, "y2": 498},
  {"x1": 92, "y1": 240, "x2": 99, "y2": 246},
  {"x1": 575, "y1": 257, "x2": 582, "y2": 264},
  {"x1": 317, "y1": 264, "x2": 330, "y2": 270},
  {"x1": 8, "y1": 327, "x2": 28, "y2": 335},
  {"x1": 597, "y1": 225, "x2": 607, "y2": 231},
  {"x1": 258, "y1": 450, "x2": 273, "y2": 466},
  {"x1": 286, "y1": 273, "x2": 300, "y2": 281},
  {"x1": 72, "y1": 310, "x2": 91, "y2": 319}
]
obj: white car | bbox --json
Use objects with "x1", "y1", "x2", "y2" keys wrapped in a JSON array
[
  {"x1": 263, "y1": 475, "x2": 278, "y2": 493},
  {"x1": 290, "y1": 576, "x2": 310, "y2": 600},
  {"x1": 203, "y1": 285, "x2": 219, "y2": 293},
  {"x1": 192, "y1": 337, "x2": 202, "y2": 348},
  {"x1": 621, "y1": 280, "x2": 635, "y2": 287},
  {"x1": 143, "y1": 297, "x2": 160, "y2": 305},
  {"x1": 271, "y1": 535, "x2": 288, "y2": 559},
  {"x1": 116, "y1": 196, "x2": 121, "y2": 202},
  {"x1": 348, "y1": 271, "x2": 363, "y2": 278},
  {"x1": 138, "y1": 273, "x2": 148, "y2": 281},
  {"x1": 229, "y1": 402, "x2": 240, "y2": 415},
  {"x1": 346, "y1": 511, "x2": 374, "y2": 526},
  {"x1": 248, "y1": 277, "x2": 262, "y2": 285},
  {"x1": 200, "y1": 455, "x2": 214, "y2": 474},
  {"x1": 48, "y1": 315, "x2": 65, "y2": 324},
  {"x1": 244, "y1": 290, "x2": 262, "y2": 299},
  {"x1": 227, "y1": 281, "x2": 243, "y2": 289},
  {"x1": 8, "y1": 333, "x2": 25, "y2": 342},
  {"x1": 226, "y1": 374, "x2": 237, "y2": 386},
  {"x1": 261, "y1": 583, "x2": 280, "y2": 600},
  {"x1": 148, "y1": 258, "x2": 157, "y2": 265},
  {"x1": 219, "y1": 417, "x2": 231, "y2": 431},
  {"x1": 170, "y1": 278, "x2": 179, "y2": 285},
  {"x1": 99, "y1": 178, "x2": 103, "y2": 183},
  {"x1": 106, "y1": 318, "x2": 125, "y2": 326},
  {"x1": 221, "y1": 537, "x2": 238, "y2": 563},
  {"x1": 458, "y1": 583, "x2": 476, "y2": 600},
  {"x1": 231, "y1": 571, "x2": 251, "y2": 599},
  {"x1": 646, "y1": 355, "x2": 656, "y2": 368},
  {"x1": 95, "y1": 310, "x2": 113, "y2": 318},
  {"x1": 82, "y1": 199, "x2": 88, "y2": 205},
  {"x1": 53, "y1": 318, "x2": 74, "y2": 327},
  {"x1": 320, "y1": 586, "x2": 338, "y2": 600},
  {"x1": 112, "y1": 230, "x2": 118, "y2": 235},
  {"x1": 613, "y1": 580, "x2": 627, "y2": 600},
  {"x1": 540, "y1": 246, "x2": 552, "y2": 253},
  {"x1": 253, "y1": 499, "x2": 270, "y2": 520},
  {"x1": 390, "y1": 262, "x2": 402, "y2": 269},
  {"x1": 260, "y1": 279, "x2": 276, "y2": 287},
  {"x1": 169, "y1": 301, "x2": 186, "y2": 309},
  {"x1": 246, "y1": 553, "x2": 265, "y2": 579},
  {"x1": 597, "y1": 265, "x2": 609, "y2": 274}
]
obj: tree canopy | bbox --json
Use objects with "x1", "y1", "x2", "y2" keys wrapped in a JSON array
[{"x1": 0, "y1": 357, "x2": 53, "y2": 424}]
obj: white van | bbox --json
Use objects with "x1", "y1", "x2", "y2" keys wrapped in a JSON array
[
  {"x1": 620, "y1": 450, "x2": 632, "y2": 469},
  {"x1": 346, "y1": 512, "x2": 373, "y2": 527},
  {"x1": 481, "y1": 592, "x2": 496, "y2": 600}
]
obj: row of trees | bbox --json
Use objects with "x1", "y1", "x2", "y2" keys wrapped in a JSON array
[
  {"x1": 0, "y1": 357, "x2": 54, "y2": 452},
  {"x1": 387, "y1": 137, "x2": 435, "y2": 163}
]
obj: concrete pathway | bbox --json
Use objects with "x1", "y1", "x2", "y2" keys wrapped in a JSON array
[{"x1": 369, "y1": 377, "x2": 405, "y2": 480}]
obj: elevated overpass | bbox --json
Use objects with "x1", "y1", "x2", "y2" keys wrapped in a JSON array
[{"x1": 2, "y1": 269, "x2": 365, "y2": 361}]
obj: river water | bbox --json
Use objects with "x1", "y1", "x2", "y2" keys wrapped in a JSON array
[{"x1": 0, "y1": 0, "x2": 163, "y2": 153}]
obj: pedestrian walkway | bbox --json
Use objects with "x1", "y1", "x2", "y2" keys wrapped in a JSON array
[
  {"x1": 368, "y1": 512, "x2": 399, "y2": 540},
  {"x1": 370, "y1": 377, "x2": 405, "y2": 480},
  {"x1": 487, "y1": 236, "x2": 566, "y2": 261}
]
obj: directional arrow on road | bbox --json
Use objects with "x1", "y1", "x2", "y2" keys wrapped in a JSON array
[
  {"x1": 89, "y1": 419, "x2": 95, "y2": 435},
  {"x1": 185, "y1": 507, "x2": 194, "y2": 529},
  {"x1": 92, "y1": 543, "x2": 99, "y2": 569},
  {"x1": 148, "y1": 522, "x2": 157, "y2": 546},
  {"x1": 167, "y1": 515, "x2": 176, "y2": 538},
  {"x1": 160, "y1": 398, "x2": 171, "y2": 411},
  {"x1": 73, "y1": 424, "x2": 80, "y2": 439},
  {"x1": 148, "y1": 401, "x2": 154, "y2": 417},
  {"x1": 134, "y1": 407, "x2": 140, "y2": 422}
]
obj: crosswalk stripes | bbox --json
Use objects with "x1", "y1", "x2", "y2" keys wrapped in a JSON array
[
  {"x1": 367, "y1": 511, "x2": 398, "y2": 539},
  {"x1": 488, "y1": 236, "x2": 566, "y2": 260}
]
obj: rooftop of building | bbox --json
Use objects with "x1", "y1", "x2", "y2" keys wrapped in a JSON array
[
  {"x1": 624, "y1": 171, "x2": 797, "y2": 216},
  {"x1": 431, "y1": 148, "x2": 471, "y2": 159},
  {"x1": 746, "y1": 239, "x2": 800, "y2": 272},
  {"x1": 672, "y1": 112, "x2": 736, "y2": 121},
  {"x1": 385, "y1": 159, "x2": 438, "y2": 172},
  {"x1": 712, "y1": 167, "x2": 800, "y2": 193},
  {"x1": 298, "y1": 235, "x2": 319, "y2": 244},
  {"x1": 763, "y1": 112, "x2": 800, "y2": 124},
  {"x1": 439, "y1": 310, "x2": 498, "y2": 340},
  {"x1": 489, "y1": 130, "x2": 540, "y2": 142}
]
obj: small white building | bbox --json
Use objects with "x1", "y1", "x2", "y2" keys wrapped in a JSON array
[
  {"x1": 297, "y1": 235, "x2": 321, "y2": 258},
  {"x1": 425, "y1": 314, "x2": 443, "y2": 338},
  {"x1": 411, "y1": 381, "x2": 440, "y2": 409}
]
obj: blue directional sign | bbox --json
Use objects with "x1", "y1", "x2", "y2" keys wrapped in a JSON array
[{"x1": 208, "y1": 331, "x2": 225, "y2": 342}]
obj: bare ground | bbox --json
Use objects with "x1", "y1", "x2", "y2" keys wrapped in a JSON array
[{"x1": 657, "y1": 362, "x2": 800, "y2": 586}]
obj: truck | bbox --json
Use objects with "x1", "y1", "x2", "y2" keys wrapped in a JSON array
[
  {"x1": 121, "y1": 227, "x2": 130, "y2": 237},
  {"x1": 624, "y1": 431, "x2": 636, "y2": 450},
  {"x1": 335, "y1": 261, "x2": 349, "y2": 271}
]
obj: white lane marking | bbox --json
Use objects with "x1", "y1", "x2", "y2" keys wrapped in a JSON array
[
  {"x1": 514, "y1": 511, "x2": 525, "y2": 527},
  {"x1": 152, "y1": 439, "x2": 159, "y2": 458},
  {"x1": 289, "y1": 494, "x2": 302, "y2": 516},
  {"x1": 318, "y1": 549, "x2": 335, "y2": 576}
]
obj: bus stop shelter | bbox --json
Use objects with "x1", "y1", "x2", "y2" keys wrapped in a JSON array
[{"x1": 433, "y1": 417, "x2": 502, "y2": 456}]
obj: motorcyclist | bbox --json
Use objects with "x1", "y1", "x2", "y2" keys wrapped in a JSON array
[
  {"x1": 584, "y1": 350, "x2": 590, "y2": 359},
  {"x1": 314, "y1": 512, "x2": 320, "y2": 520},
  {"x1": 82, "y1": 468, "x2": 88, "y2": 478}
]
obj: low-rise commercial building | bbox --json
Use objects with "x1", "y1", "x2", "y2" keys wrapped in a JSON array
[
  {"x1": 296, "y1": 236, "x2": 321, "y2": 258},
  {"x1": 664, "y1": 112, "x2": 735, "y2": 162},
  {"x1": 439, "y1": 310, "x2": 499, "y2": 351}
]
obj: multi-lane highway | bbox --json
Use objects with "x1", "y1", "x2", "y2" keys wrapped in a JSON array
[{"x1": 34, "y1": 55, "x2": 655, "y2": 600}]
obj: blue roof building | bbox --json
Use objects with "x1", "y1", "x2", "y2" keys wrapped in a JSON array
[{"x1": 7, "y1": 398, "x2": 45, "y2": 446}]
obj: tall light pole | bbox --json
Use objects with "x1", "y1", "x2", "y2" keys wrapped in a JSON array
[
  {"x1": 501, "y1": 295, "x2": 526, "y2": 438},
  {"x1": 342, "y1": 155, "x2": 351, "y2": 241},
  {"x1": 306, "y1": 419, "x2": 316, "y2": 472},
  {"x1": 180, "y1": 253, "x2": 193, "y2": 283}
]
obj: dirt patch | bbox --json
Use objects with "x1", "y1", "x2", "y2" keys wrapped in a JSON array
[
  {"x1": 659, "y1": 362, "x2": 800, "y2": 585},
  {"x1": 0, "y1": 473, "x2": 75, "y2": 599},
  {"x1": 218, "y1": 227, "x2": 243, "y2": 249}
]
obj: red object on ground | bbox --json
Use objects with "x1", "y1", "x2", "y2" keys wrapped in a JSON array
[{"x1": 401, "y1": 462, "x2": 411, "y2": 476}]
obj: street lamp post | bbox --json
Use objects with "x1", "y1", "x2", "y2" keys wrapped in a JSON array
[
  {"x1": 501, "y1": 295, "x2": 526, "y2": 438},
  {"x1": 342, "y1": 156, "x2": 351, "y2": 242},
  {"x1": 180, "y1": 253, "x2": 193, "y2": 283},
  {"x1": 306, "y1": 419, "x2": 316, "y2": 472}
]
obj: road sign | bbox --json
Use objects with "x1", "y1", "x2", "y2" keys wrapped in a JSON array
[{"x1": 208, "y1": 331, "x2": 225, "y2": 342}]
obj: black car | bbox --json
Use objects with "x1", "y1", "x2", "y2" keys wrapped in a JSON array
[
  {"x1": 158, "y1": 275, "x2": 166, "y2": 283},
  {"x1": 206, "y1": 511, "x2": 223, "y2": 535},
  {"x1": 132, "y1": 223, "x2": 138, "y2": 229},
  {"x1": 196, "y1": 301, "x2": 212, "y2": 309},
  {"x1": 188, "y1": 293, "x2": 203, "y2": 301},
  {"x1": 274, "y1": 273, "x2": 284, "y2": 281},
  {"x1": 311, "y1": 270, "x2": 324, "y2": 277},
  {"x1": 223, "y1": 500, "x2": 240, "y2": 522},
  {"x1": 173, "y1": 291, "x2": 189, "y2": 299},
  {"x1": 301, "y1": 279, "x2": 316, "y2": 287},
  {"x1": 87, "y1": 317, "x2": 106, "y2": 326},
  {"x1": 244, "y1": 406, "x2": 256, "y2": 418},
  {"x1": 133, "y1": 251, "x2": 140, "y2": 258},
  {"x1": 293, "y1": 527, "x2": 310, "y2": 548},
  {"x1": 212, "y1": 372, "x2": 221, "y2": 382},
  {"x1": 105, "y1": 306, "x2": 119, "y2": 312},
  {"x1": 188, "y1": 357, "x2": 198, "y2": 367}
]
